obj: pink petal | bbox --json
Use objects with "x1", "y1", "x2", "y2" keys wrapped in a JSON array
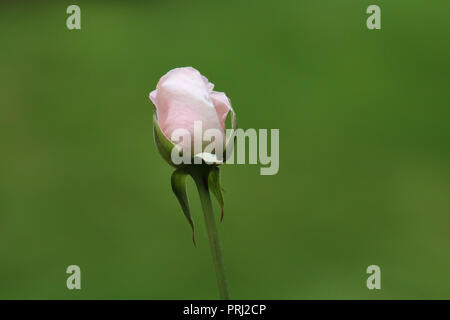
[
  {"x1": 149, "y1": 67, "x2": 223, "y2": 150},
  {"x1": 210, "y1": 91, "x2": 233, "y2": 131}
]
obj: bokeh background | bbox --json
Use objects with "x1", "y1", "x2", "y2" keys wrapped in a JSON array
[{"x1": 0, "y1": 0, "x2": 449, "y2": 299}]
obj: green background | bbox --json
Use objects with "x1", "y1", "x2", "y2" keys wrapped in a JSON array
[{"x1": 0, "y1": 0, "x2": 449, "y2": 299}]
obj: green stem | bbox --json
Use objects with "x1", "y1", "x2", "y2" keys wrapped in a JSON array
[{"x1": 191, "y1": 168, "x2": 230, "y2": 300}]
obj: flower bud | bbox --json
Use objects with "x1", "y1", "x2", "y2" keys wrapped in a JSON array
[{"x1": 150, "y1": 67, "x2": 236, "y2": 166}]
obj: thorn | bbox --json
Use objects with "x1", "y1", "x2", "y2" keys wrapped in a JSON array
[{"x1": 220, "y1": 206, "x2": 224, "y2": 222}]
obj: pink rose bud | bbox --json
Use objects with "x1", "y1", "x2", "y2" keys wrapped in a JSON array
[{"x1": 149, "y1": 67, "x2": 236, "y2": 165}]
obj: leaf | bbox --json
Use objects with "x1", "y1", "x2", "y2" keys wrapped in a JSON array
[
  {"x1": 171, "y1": 168, "x2": 196, "y2": 246},
  {"x1": 208, "y1": 167, "x2": 225, "y2": 222}
]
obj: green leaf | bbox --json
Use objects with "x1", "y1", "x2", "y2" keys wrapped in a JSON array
[
  {"x1": 153, "y1": 113, "x2": 178, "y2": 168},
  {"x1": 208, "y1": 167, "x2": 225, "y2": 222},
  {"x1": 171, "y1": 168, "x2": 196, "y2": 246}
]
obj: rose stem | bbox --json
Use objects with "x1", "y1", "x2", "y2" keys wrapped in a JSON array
[{"x1": 191, "y1": 167, "x2": 230, "y2": 300}]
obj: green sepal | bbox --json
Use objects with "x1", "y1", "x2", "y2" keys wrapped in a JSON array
[
  {"x1": 171, "y1": 168, "x2": 196, "y2": 246},
  {"x1": 208, "y1": 166, "x2": 225, "y2": 222},
  {"x1": 153, "y1": 113, "x2": 179, "y2": 168},
  {"x1": 223, "y1": 108, "x2": 238, "y2": 162}
]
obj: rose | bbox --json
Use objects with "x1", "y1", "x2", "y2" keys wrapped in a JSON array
[
  {"x1": 149, "y1": 67, "x2": 235, "y2": 299},
  {"x1": 149, "y1": 67, "x2": 236, "y2": 166}
]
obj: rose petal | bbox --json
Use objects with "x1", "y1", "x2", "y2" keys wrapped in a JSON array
[
  {"x1": 210, "y1": 91, "x2": 233, "y2": 131},
  {"x1": 150, "y1": 67, "x2": 224, "y2": 150}
]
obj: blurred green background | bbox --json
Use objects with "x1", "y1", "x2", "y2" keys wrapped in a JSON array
[{"x1": 0, "y1": 0, "x2": 449, "y2": 299}]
